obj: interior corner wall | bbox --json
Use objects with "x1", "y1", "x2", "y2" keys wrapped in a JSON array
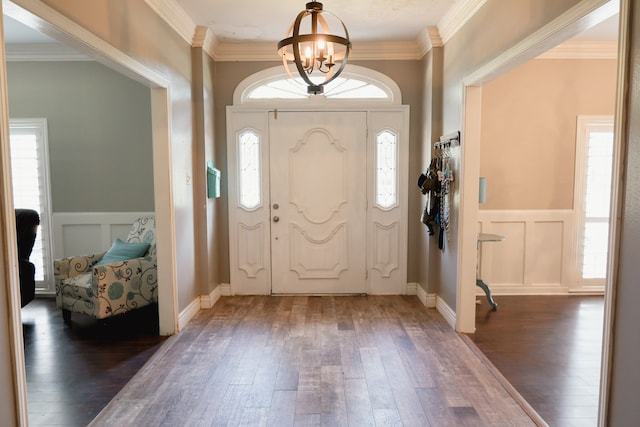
[
  {"x1": 419, "y1": 47, "x2": 444, "y2": 295},
  {"x1": 479, "y1": 58, "x2": 617, "y2": 210},
  {"x1": 6, "y1": 61, "x2": 154, "y2": 213},
  {"x1": 203, "y1": 53, "x2": 220, "y2": 294},
  {"x1": 437, "y1": 0, "x2": 587, "y2": 310},
  {"x1": 192, "y1": 47, "x2": 211, "y2": 297}
]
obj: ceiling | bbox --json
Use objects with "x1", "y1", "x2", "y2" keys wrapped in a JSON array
[
  {"x1": 174, "y1": 0, "x2": 457, "y2": 43},
  {"x1": 2, "y1": 1, "x2": 619, "y2": 54}
]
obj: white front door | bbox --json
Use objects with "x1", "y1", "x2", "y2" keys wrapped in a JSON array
[
  {"x1": 227, "y1": 106, "x2": 408, "y2": 296},
  {"x1": 269, "y1": 111, "x2": 367, "y2": 294}
]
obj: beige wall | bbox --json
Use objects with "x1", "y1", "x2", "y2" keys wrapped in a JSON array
[
  {"x1": 480, "y1": 58, "x2": 617, "y2": 210},
  {"x1": 429, "y1": 0, "x2": 586, "y2": 308},
  {"x1": 419, "y1": 47, "x2": 444, "y2": 294}
]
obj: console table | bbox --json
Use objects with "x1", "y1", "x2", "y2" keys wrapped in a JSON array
[{"x1": 477, "y1": 233, "x2": 505, "y2": 310}]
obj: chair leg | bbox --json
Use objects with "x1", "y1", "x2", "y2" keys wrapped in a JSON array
[{"x1": 62, "y1": 308, "x2": 72, "y2": 325}]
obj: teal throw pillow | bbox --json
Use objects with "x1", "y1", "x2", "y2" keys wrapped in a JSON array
[{"x1": 95, "y1": 238, "x2": 150, "y2": 266}]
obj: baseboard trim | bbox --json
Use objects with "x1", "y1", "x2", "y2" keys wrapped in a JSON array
[
  {"x1": 405, "y1": 282, "x2": 418, "y2": 295},
  {"x1": 200, "y1": 285, "x2": 222, "y2": 309},
  {"x1": 482, "y1": 285, "x2": 570, "y2": 295},
  {"x1": 220, "y1": 283, "x2": 232, "y2": 296},
  {"x1": 436, "y1": 296, "x2": 456, "y2": 329},
  {"x1": 178, "y1": 297, "x2": 201, "y2": 331},
  {"x1": 426, "y1": 293, "x2": 437, "y2": 308},
  {"x1": 416, "y1": 286, "x2": 437, "y2": 308},
  {"x1": 417, "y1": 285, "x2": 428, "y2": 306}
]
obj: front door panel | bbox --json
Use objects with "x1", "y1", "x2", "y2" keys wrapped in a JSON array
[{"x1": 270, "y1": 111, "x2": 367, "y2": 294}]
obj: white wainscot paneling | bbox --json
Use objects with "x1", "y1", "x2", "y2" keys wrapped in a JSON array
[
  {"x1": 53, "y1": 212, "x2": 155, "y2": 259},
  {"x1": 478, "y1": 210, "x2": 574, "y2": 295}
]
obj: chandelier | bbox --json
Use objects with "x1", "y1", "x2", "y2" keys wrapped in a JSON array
[{"x1": 277, "y1": 2, "x2": 351, "y2": 95}]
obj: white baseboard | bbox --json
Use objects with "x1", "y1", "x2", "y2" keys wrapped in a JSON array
[
  {"x1": 200, "y1": 285, "x2": 223, "y2": 309},
  {"x1": 177, "y1": 285, "x2": 225, "y2": 331},
  {"x1": 478, "y1": 285, "x2": 570, "y2": 296},
  {"x1": 416, "y1": 285, "x2": 437, "y2": 308},
  {"x1": 417, "y1": 285, "x2": 427, "y2": 306},
  {"x1": 426, "y1": 293, "x2": 437, "y2": 308},
  {"x1": 404, "y1": 282, "x2": 418, "y2": 295},
  {"x1": 178, "y1": 297, "x2": 201, "y2": 331},
  {"x1": 220, "y1": 283, "x2": 232, "y2": 296},
  {"x1": 436, "y1": 296, "x2": 456, "y2": 329}
]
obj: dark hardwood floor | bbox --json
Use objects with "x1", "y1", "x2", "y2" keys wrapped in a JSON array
[
  {"x1": 467, "y1": 295, "x2": 604, "y2": 427},
  {"x1": 22, "y1": 298, "x2": 167, "y2": 427},
  {"x1": 23, "y1": 295, "x2": 599, "y2": 426}
]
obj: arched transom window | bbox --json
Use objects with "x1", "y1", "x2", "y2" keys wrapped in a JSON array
[{"x1": 234, "y1": 65, "x2": 401, "y2": 105}]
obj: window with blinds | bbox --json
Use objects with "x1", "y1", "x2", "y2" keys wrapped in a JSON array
[
  {"x1": 10, "y1": 119, "x2": 54, "y2": 292},
  {"x1": 574, "y1": 116, "x2": 614, "y2": 290}
]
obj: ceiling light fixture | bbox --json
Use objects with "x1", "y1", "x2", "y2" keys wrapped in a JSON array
[{"x1": 277, "y1": 2, "x2": 351, "y2": 95}]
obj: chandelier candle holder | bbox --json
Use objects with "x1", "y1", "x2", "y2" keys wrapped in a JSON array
[{"x1": 277, "y1": 2, "x2": 351, "y2": 95}]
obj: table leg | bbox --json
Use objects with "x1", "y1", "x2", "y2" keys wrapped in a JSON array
[{"x1": 476, "y1": 279, "x2": 498, "y2": 310}]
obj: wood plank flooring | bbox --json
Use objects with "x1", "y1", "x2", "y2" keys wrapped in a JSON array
[
  {"x1": 467, "y1": 295, "x2": 604, "y2": 427},
  {"x1": 92, "y1": 296, "x2": 535, "y2": 426},
  {"x1": 22, "y1": 298, "x2": 167, "y2": 427}
]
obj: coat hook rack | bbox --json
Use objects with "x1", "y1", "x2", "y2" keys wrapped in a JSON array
[
  {"x1": 435, "y1": 130, "x2": 459, "y2": 248},
  {"x1": 433, "y1": 130, "x2": 460, "y2": 150}
]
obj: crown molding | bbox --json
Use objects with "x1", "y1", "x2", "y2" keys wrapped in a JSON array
[
  {"x1": 145, "y1": 0, "x2": 197, "y2": 46},
  {"x1": 438, "y1": 0, "x2": 488, "y2": 44},
  {"x1": 212, "y1": 40, "x2": 424, "y2": 62},
  {"x1": 192, "y1": 26, "x2": 208, "y2": 47},
  {"x1": 537, "y1": 40, "x2": 617, "y2": 59},
  {"x1": 417, "y1": 26, "x2": 443, "y2": 57},
  {"x1": 5, "y1": 43, "x2": 92, "y2": 61},
  {"x1": 352, "y1": 41, "x2": 423, "y2": 60},
  {"x1": 145, "y1": 0, "x2": 485, "y2": 61}
]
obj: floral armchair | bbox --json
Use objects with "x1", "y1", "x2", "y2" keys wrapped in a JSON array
[{"x1": 54, "y1": 217, "x2": 157, "y2": 324}]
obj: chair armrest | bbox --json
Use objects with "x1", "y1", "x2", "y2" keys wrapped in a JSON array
[
  {"x1": 93, "y1": 257, "x2": 158, "y2": 316},
  {"x1": 54, "y1": 252, "x2": 106, "y2": 280}
]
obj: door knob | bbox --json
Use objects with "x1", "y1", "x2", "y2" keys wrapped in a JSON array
[{"x1": 273, "y1": 216, "x2": 280, "y2": 223}]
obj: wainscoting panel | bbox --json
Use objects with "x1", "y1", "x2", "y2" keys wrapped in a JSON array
[
  {"x1": 478, "y1": 210, "x2": 574, "y2": 294},
  {"x1": 53, "y1": 212, "x2": 154, "y2": 259}
]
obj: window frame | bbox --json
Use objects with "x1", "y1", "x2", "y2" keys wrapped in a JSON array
[
  {"x1": 233, "y1": 64, "x2": 402, "y2": 106},
  {"x1": 573, "y1": 115, "x2": 614, "y2": 290},
  {"x1": 9, "y1": 118, "x2": 55, "y2": 294}
]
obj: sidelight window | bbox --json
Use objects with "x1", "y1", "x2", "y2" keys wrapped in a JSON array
[
  {"x1": 375, "y1": 129, "x2": 398, "y2": 209},
  {"x1": 238, "y1": 129, "x2": 261, "y2": 210}
]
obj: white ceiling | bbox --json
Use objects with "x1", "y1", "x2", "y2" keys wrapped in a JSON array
[
  {"x1": 174, "y1": 0, "x2": 457, "y2": 43},
  {"x1": 2, "y1": 1, "x2": 619, "y2": 52}
]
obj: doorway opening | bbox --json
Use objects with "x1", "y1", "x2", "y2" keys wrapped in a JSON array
[{"x1": 456, "y1": 2, "x2": 619, "y2": 426}]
